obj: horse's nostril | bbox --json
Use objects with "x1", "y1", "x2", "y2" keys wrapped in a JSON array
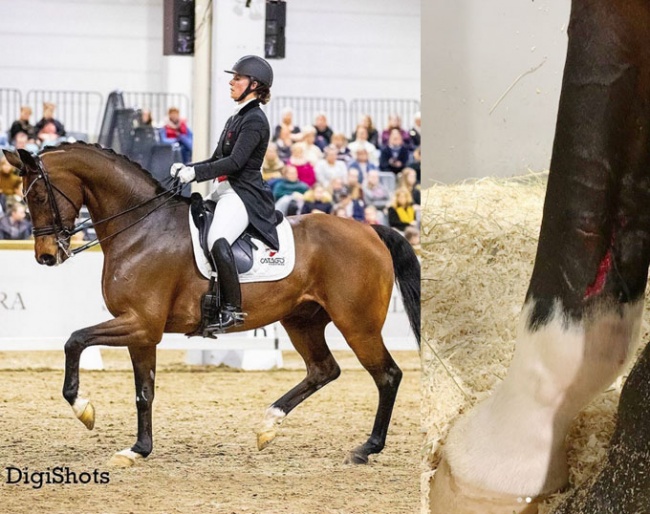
[{"x1": 38, "y1": 254, "x2": 57, "y2": 266}]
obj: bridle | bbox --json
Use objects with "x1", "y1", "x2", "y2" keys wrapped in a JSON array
[{"x1": 23, "y1": 156, "x2": 184, "y2": 258}]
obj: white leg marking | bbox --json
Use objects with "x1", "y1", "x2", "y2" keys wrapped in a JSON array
[
  {"x1": 260, "y1": 406, "x2": 286, "y2": 431},
  {"x1": 116, "y1": 448, "x2": 143, "y2": 461},
  {"x1": 72, "y1": 398, "x2": 90, "y2": 419},
  {"x1": 445, "y1": 299, "x2": 643, "y2": 496}
]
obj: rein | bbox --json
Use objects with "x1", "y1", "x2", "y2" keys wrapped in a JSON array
[{"x1": 25, "y1": 157, "x2": 185, "y2": 257}]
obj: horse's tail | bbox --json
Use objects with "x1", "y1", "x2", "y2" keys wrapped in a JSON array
[{"x1": 372, "y1": 225, "x2": 421, "y2": 347}]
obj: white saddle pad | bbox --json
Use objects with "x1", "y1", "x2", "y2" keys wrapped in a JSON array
[{"x1": 189, "y1": 210, "x2": 296, "y2": 283}]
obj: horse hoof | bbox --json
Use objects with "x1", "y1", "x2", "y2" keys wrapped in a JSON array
[
  {"x1": 343, "y1": 451, "x2": 369, "y2": 465},
  {"x1": 107, "y1": 449, "x2": 142, "y2": 468},
  {"x1": 256, "y1": 430, "x2": 277, "y2": 451},
  {"x1": 429, "y1": 458, "x2": 539, "y2": 514},
  {"x1": 72, "y1": 398, "x2": 95, "y2": 430}
]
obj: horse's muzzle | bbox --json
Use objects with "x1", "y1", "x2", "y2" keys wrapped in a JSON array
[{"x1": 38, "y1": 253, "x2": 58, "y2": 266}]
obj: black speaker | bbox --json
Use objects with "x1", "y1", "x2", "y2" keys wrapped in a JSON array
[
  {"x1": 265, "y1": 1, "x2": 286, "y2": 59},
  {"x1": 164, "y1": 0, "x2": 195, "y2": 56}
]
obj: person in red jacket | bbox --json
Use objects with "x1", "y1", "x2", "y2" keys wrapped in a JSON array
[{"x1": 162, "y1": 107, "x2": 193, "y2": 163}]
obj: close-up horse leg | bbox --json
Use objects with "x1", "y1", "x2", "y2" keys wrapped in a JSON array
[
  {"x1": 107, "y1": 344, "x2": 158, "y2": 468},
  {"x1": 257, "y1": 307, "x2": 339, "y2": 451}
]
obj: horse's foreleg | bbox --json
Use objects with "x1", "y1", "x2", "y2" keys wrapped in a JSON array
[
  {"x1": 257, "y1": 310, "x2": 340, "y2": 451},
  {"x1": 108, "y1": 345, "x2": 157, "y2": 467}
]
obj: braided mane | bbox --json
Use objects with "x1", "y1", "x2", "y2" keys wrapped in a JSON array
[{"x1": 39, "y1": 141, "x2": 175, "y2": 196}]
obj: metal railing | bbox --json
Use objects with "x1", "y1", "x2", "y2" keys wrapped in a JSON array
[
  {"x1": 349, "y1": 98, "x2": 421, "y2": 138},
  {"x1": 122, "y1": 91, "x2": 192, "y2": 127},
  {"x1": 264, "y1": 96, "x2": 348, "y2": 135},
  {"x1": 25, "y1": 89, "x2": 104, "y2": 141},
  {"x1": 0, "y1": 88, "x2": 23, "y2": 137}
]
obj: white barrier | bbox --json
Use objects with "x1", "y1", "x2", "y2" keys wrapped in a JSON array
[{"x1": 0, "y1": 243, "x2": 417, "y2": 369}]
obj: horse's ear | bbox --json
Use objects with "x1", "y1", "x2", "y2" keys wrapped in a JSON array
[
  {"x1": 17, "y1": 149, "x2": 41, "y2": 174},
  {"x1": 2, "y1": 149, "x2": 26, "y2": 175}
]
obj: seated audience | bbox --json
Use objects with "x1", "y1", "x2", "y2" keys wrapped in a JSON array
[
  {"x1": 9, "y1": 106, "x2": 35, "y2": 142},
  {"x1": 315, "y1": 145, "x2": 347, "y2": 189},
  {"x1": 313, "y1": 112, "x2": 333, "y2": 150},
  {"x1": 140, "y1": 109, "x2": 154, "y2": 126},
  {"x1": 347, "y1": 168, "x2": 364, "y2": 202},
  {"x1": 301, "y1": 184, "x2": 333, "y2": 215},
  {"x1": 362, "y1": 169, "x2": 391, "y2": 211},
  {"x1": 0, "y1": 156, "x2": 22, "y2": 196},
  {"x1": 299, "y1": 126, "x2": 324, "y2": 165},
  {"x1": 398, "y1": 167, "x2": 421, "y2": 205},
  {"x1": 272, "y1": 164, "x2": 310, "y2": 201},
  {"x1": 406, "y1": 146, "x2": 421, "y2": 183},
  {"x1": 332, "y1": 187, "x2": 365, "y2": 222},
  {"x1": 161, "y1": 107, "x2": 193, "y2": 163},
  {"x1": 351, "y1": 114, "x2": 379, "y2": 148},
  {"x1": 333, "y1": 206, "x2": 349, "y2": 219},
  {"x1": 380, "y1": 113, "x2": 410, "y2": 148},
  {"x1": 348, "y1": 125, "x2": 378, "y2": 165},
  {"x1": 273, "y1": 107, "x2": 301, "y2": 143},
  {"x1": 328, "y1": 178, "x2": 349, "y2": 205},
  {"x1": 387, "y1": 187, "x2": 417, "y2": 233},
  {"x1": 12, "y1": 131, "x2": 39, "y2": 154},
  {"x1": 363, "y1": 204, "x2": 383, "y2": 226},
  {"x1": 262, "y1": 142, "x2": 285, "y2": 184},
  {"x1": 288, "y1": 143, "x2": 316, "y2": 187},
  {"x1": 331, "y1": 132, "x2": 352, "y2": 165},
  {"x1": 275, "y1": 125, "x2": 294, "y2": 162},
  {"x1": 404, "y1": 225, "x2": 421, "y2": 260},
  {"x1": 0, "y1": 203, "x2": 32, "y2": 240},
  {"x1": 34, "y1": 102, "x2": 66, "y2": 142},
  {"x1": 348, "y1": 148, "x2": 378, "y2": 183},
  {"x1": 379, "y1": 128, "x2": 410, "y2": 175}
]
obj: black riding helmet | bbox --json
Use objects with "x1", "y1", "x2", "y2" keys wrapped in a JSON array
[{"x1": 225, "y1": 55, "x2": 274, "y2": 102}]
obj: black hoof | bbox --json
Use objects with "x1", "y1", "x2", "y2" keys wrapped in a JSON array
[{"x1": 344, "y1": 450, "x2": 369, "y2": 465}]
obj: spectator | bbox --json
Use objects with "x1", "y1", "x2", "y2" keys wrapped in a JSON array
[
  {"x1": 363, "y1": 205, "x2": 383, "y2": 226},
  {"x1": 333, "y1": 206, "x2": 349, "y2": 219},
  {"x1": 275, "y1": 125, "x2": 294, "y2": 162},
  {"x1": 332, "y1": 187, "x2": 365, "y2": 222},
  {"x1": 379, "y1": 128, "x2": 410, "y2": 175},
  {"x1": 408, "y1": 111, "x2": 421, "y2": 149},
  {"x1": 272, "y1": 164, "x2": 309, "y2": 201},
  {"x1": 273, "y1": 107, "x2": 301, "y2": 143},
  {"x1": 362, "y1": 169, "x2": 391, "y2": 211},
  {"x1": 262, "y1": 142, "x2": 285, "y2": 184},
  {"x1": 313, "y1": 112, "x2": 333, "y2": 150},
  {"x1": 0, "y1": 156, "x2": 22, "y2": 196},
  {"x1": 34, "y1": 102, "x2": 66, "y2": 141},
  {"x1": 5, "y1": 182, "x2": 25, "y2": 211},
  {"x1": 9, "y1": 106, "x2": 35, "y2": 142},
  {"x1": 273, "y1": 165, "x2": 309, "y2": 215},
  {"x1": 380, "y1": 114, "x2": 410, "y2": 148},
  {"x1": 300, "y1": 126, "x2": 324, "y2": 165},
  {"x1": 301, "y1": 184, "x2": 333, "y2": 215},
  {"x1": 331, "y1": 132, "x2": 352, "y2": 165},
  {"x1": 12, "y1": 131, "x2": 39, "y2": 154},
  {"x1": 348, "y1": 147, "x2": 378, "y2": 183},
  {"x1": 0, "y1": 203, "x2": 32, "y2": 240},
  {"x1": 315, "y1": 144, "x2": 347, "y2": 189},
  {"x1": 329, "y1": 178, "x2": 348, "y2": 204},
  {"x1": 288, "y1": 143, "x2": 316, "y2": 187},
  {"x1": 162, "y1": 107, "x2": 193, "y2": 164},
  {"x1": 140, "y1": 109, "x2": 154, "y2": 126},
  {"x1": 404, "y1": 225, "x2": 421, "y2": 260},
  {"x1": 406, "y1": 146, "x2": 421, "y2": 183},
  {"x1": 348, "y1": 125, "x2": 379, "y2": 166},
  {"x1": 398, "y1": 167, "x2": 421, "y2": 205},
  {"x1": 387, "y1": 187, "x2": 417, "y2": 233},
  {"x1": 347, "y1": 168, "x2": 364, "y2": 202},
  {"x1": 351, "y1": 114, "x2": 379, "y2": 148}
]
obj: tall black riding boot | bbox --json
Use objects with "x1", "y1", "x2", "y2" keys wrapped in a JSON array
[{"x1": 208, "y1": 238, "x2": 245, "y2": 331}]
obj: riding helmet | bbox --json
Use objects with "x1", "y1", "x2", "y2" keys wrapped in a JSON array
[{"x1": 225, "y1": 55, "x2": 274, "y2": 88}]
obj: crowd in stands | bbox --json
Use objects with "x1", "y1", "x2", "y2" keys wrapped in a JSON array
[
  {"x1": 1, "y1": 101, "x2": 421, "y2": 256},
  {"x1": 266, "y1": 108, "x2": 421, "y2": 254}
]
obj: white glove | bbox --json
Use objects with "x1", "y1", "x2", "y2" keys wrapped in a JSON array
[
  {"x1": 171, "y1": 164, "x2": 196, "y2": 184},
  {"x1": 170, "y1": 162, "x2": 184, "y2": 178}
]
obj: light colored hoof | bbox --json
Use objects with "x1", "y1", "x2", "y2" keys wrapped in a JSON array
[
  {"x1": 72, "y1": 398, "x2": 95, "y2": 430},
  {"x1": 429, "y1": 458, "x2": 540, "y2": 514},
  {"x1": 256, "y1": 430, "x2": 277, "y2": 451},
  {"x1": 107, "y1": 449, "x2": 142, "y2": 468}
]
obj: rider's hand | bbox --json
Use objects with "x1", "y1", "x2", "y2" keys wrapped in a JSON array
[
  {"x1": 169, "y1": 162, "x2": 184, "y2": 178},
  {"x1": 170, "y1": 163, "x2": 196, "y2": 184}
]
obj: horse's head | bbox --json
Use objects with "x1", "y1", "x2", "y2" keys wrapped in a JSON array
[{"x1": 3, "y1": 148, "x2": 83, "y2": 266}]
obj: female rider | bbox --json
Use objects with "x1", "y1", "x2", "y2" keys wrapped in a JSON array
[{"x1": 170, "y1": 55, "x2": 279, "y2": 330}]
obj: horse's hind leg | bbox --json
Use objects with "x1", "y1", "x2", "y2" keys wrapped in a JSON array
[
  {"x1": 108, "y1": 345, "x2": 157, "y2": 467},
  {"x1": 257, "y1": 308, "x2": 340, "y2": 451},
  {"x1": 343, "y1": 334, "x2": 402, "y2": 465}
]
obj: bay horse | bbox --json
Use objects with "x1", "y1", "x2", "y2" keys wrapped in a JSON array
[
  {"x1": 430, "y1": 0, "x2": 650, "y2": 512},
  {"x1": 3, "y1": 142, "x2": 420, "y2": 468}
]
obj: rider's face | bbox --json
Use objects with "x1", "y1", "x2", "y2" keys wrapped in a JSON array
[{"x1": 230, "y1": 74, "x2": 251, "y2": 102}]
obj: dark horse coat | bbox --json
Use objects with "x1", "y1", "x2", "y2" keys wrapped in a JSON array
[{"x1": 191, "y1": 100, "x2": 279, "y2": 250}]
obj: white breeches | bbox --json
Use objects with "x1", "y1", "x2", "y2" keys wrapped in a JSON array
[{"x1": 206, "y1": 180, "x2": 249, "y2": 247}]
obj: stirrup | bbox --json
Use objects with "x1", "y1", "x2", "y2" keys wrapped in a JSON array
[{"x1": 205, "y1": 307, "x2": 247, "y2": 334}]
